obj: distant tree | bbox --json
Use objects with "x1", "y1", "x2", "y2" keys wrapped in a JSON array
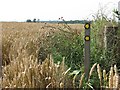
[
  {"x1": 26, "y1": 19, "x2": 32, "y2": 22},
  {"x1": 33, "y1": 18, "x2": 36, "y2": 22},
  {"x1": 37, "y1": 19, "x2": 40, "y2": 22}
]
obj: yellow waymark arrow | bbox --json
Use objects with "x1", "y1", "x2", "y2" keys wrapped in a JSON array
[
  {"x1": 84, "y1": 23, "x2": 90, "y2": 29},
  {"x1": 85, "y1": 36, "x2": 90, "y2": 41}
]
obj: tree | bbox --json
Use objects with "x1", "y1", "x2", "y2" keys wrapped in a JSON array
[
  {"x1": 37, "y1": 19, "x2": 40, "y2": 22},
  {"x1": 33, "y1": 18, "x2": 36, "y2": 22},
  {"x1": 26, "y1": 19, "x2": 32, "y2": 22}
]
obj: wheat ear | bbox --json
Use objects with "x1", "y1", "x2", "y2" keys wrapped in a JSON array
[
  {"x1": 97, "y1": 64, "x2": 102, "y2": 87},
  {"x1": 109, "y1": 66, "x2": 113, "y2": 88}
]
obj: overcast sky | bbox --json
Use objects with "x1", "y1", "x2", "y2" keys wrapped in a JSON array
[{"x1": 0, "y1": 0, "x2": 119, "y2": 21}]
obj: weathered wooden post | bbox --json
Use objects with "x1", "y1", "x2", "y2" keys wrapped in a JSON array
[{"x1": 84, "y1": 22, "x2": 91, "y2": 79}]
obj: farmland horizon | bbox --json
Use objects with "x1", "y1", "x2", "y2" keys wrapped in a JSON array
[{"x1": 0, "y1": 19, "x2": 90, "y2": 23}]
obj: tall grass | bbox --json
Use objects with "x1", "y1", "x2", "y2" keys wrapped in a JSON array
[
  {"x1": 2, "y1": 55, "x2": 73, "y2": 88},
  {"x1": 2, "y1": 56, "x2": 120, "y2": 88}
]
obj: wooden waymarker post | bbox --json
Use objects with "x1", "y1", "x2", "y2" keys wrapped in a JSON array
[{"x1": 84, "y1": 22, "x2": 91, "y2": 79}]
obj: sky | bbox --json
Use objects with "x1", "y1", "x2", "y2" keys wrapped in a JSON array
[{"x1": 0, "y1": 0, "x2": 119, "y2": 21}]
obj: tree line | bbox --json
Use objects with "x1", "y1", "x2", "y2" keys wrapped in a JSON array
[
  {"x1": 26, "y1": 18, "x2": 40, "y2": 22},
  {"x1": 26, "y1": 19, "x2": 90, "y2": 24}
]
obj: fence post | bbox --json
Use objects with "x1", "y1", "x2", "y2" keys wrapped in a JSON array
[{"x1": 84, "y1": 22, "x2": 91, "y2": 79}]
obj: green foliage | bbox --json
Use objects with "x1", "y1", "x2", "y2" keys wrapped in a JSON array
[
  {"x1": 90, "y1": 18, "x2": 108, "y2": 70},
  {"x1": 49, "y1": 31, "x2": 84, "y2": 70},
  {"x1": 90, "y1": 12, "x2": 120, "y2": 70},
  {"x1": 36, "y1": 7, "x2": 120, "y2": 89}
]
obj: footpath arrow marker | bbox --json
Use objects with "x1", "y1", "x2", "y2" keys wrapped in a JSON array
[
  {"x1": 84, "y1": 35, "x2": 90, "y2": 41},
  {"x1": 84, "y1": 22, "x2": 91, "y2": 79}
]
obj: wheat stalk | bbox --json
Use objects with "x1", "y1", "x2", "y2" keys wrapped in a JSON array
[
  {"x1": 103, "y1": 69, "x2": 108, "y2": 87},
  {"x1": 113, "y1": 65, "x2": 119, "y2": 88},
  {"x1": 103, "y1": 70, "x2": 106, "y2": 81},
  {"x1": 97, "y1": 64, "x2": 102, "y2": 88},
  {"x1": 79, "y1": 73, "x2": 85, "y2": 88},
  {"x1": 59, "y1": 82, "x2": 64, "y2": 88},
  {"x1": 109, "y1": 66, "x2": 114, "y2": 88},
  {"x1": 88, "y1": 63, "x2": 97, "y2": 80}
]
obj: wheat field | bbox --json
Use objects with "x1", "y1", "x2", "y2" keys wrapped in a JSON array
[
  {"x1": 1, "y1": 22, "x2": 83, "y2": 88},
  {"x1": 1, "y1": 22, "x2": 83, "y2": 65}
]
